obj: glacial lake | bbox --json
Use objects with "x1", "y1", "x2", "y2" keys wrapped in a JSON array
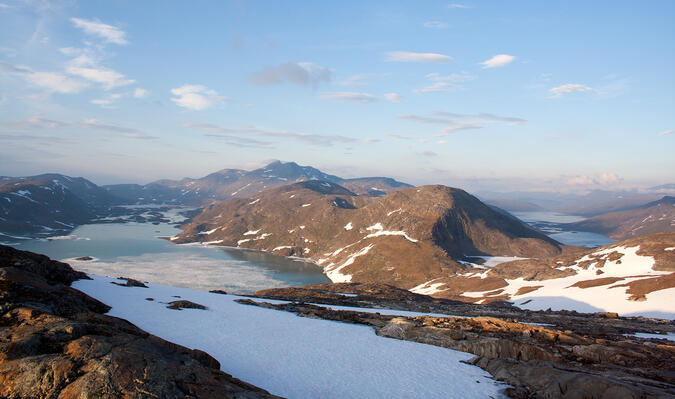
[
  {"x1": 13, "y1": 222, "x2": 330, "y2": 294},
  {"x1": 512, "y1": 211, "x2": 615, "y2": 248}
]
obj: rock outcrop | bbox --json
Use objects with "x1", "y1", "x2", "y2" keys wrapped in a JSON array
[{"x1": 0, "y1": 244, "x2": 279, "y2": 398}]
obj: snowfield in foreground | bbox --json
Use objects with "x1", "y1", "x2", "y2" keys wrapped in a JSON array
[{"x1": 74, "y1": 276, "x2": 509, "y2": 399}]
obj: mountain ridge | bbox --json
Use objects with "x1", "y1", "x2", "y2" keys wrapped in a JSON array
[{"x1": 172, "y1": 182, "x2": 565, "y2": 289}]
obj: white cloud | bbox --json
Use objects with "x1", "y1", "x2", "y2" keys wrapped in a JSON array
[
  {"x1": 480, "y1": 54, "x2": 516, "y2": 68},
  {"x1": 363, "y1": 137, "x2": 380, "y2": 144},
  {"x1": 319, "y1": 92, "x2": 377, "y2": 103},
  {"x1": 549, "y1": 83, "x2": 596, "y2": 98},
  {"x1": 566, "y1": 173, "x2": 623, "y2": 186},
  {"x1": 414, "y1": 72, "x2": 475, "y2": 93},
  {"x1": 384, "y1": 93, "x2": 402, "y2": 103},
  {"x1": 597, "y1": 172, "x2": 622, "y2": 185},
  {"x1": 0, "y1": 3, "x2": 10, "y2": 8},
  {"x1": 385, "y1": 51, "x2": 453, "y2": 63},
  {"x1": 133, "y1": 88, "x2": 148, "y2": 98},
  {"x1": 448, "y1": 3, "x2": 470, "y2": 8},
  {"x1": 658, "y1": 129, "x2": 674, "y2": 136},
  {"x1": 65, "y1": 54, "x2": 134, "y2": 90},
  {"x1": 423, "y1": 21, "x2": 449, "y2": 29},
  {"x1": 170, "y1": 85, "x2": 226, "y2": 110},
  {"x1": 70, "y1": 17, "x2": 128, "y2": 45},
  {"x1": 249, "y1": 62, "x2": 331, "y2": 88},
  {"x1": 0, "y1": 62, "x2": 89, "y2": 93}
]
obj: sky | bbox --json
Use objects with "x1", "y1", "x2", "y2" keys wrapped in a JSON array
[{"x1": 0, "y1": 0, "x2": 673, "y2": 193}]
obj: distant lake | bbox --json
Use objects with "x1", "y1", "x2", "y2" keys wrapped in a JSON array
[
  {"x1": 512, "y1": 211, "x2": 615, "y2": 248},
  {"x1": 14, "y1": 222, "x2": 329, "y2": 294}
]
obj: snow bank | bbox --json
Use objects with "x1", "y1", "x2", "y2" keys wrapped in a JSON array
[
  {"x1": 461, "y1": 245, "x2": 675, "y2": 319},
  {"x1": 74, "y1": 276, "x2": 508, "y2": 399}
]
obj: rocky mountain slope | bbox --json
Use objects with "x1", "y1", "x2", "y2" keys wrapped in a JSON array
[
  {"x1": 0, "y1": 244, "x2": 279, "y2": 398},
  {"x1": 565, "y1": 196, "x2": 675, "y2": 240},
  {"x1": 413, "y1": 232, "x2": 675, "y2": 317},
  {"x1": 104, "y1": 161, "x2": 412, "y2": 205},
  {"x1": 172, "y1": 181, "x2": 564, "y2": 289},
  {"x1": 0, "y1": 174, "x2": 121, "y2": 239}
]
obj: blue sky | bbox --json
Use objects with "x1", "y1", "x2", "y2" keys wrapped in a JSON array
[{"x1": 0, "y1": 0, "x2": 673, "y2": 192}]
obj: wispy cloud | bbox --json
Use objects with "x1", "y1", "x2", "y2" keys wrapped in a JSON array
[
  {"x1": 0, "y1": 61, "x2": 89, "y2": 93},
  {"x1": 91, "y1": 93, "x2": 122, "y2": 108},
  {"x1": 414, "y1": 72, "x2": 475, "y2": 93},
  {"x1": 204, "y1": 134, "x2": 274, "y2": 149},
  {"x1": 65, "y1": 54, "x2": 135, "y2": 90},
  {"x1": 480, "y1": 54, "x2": 516, "y2": 68},
  {"x1": 170, "y1": 85, "x2": 226, "y2": 110},
  {"x1": 434, "y1": 111, "x2": 526, "y2": 125},
  {"x1": 400, "y1": 111, "x2": 526, "y2": 136},
  {"x1": 448, "y1": 3, "x2": 471, "y2": 9},
  {"x1": 183, "y1": 121, "x2": 356, "y2": 147},
  {"x1": 384, "y1": 93, "x2": 402, "y2": 103},
  {"x1": 338, "y1": 74, "x2": 369, "y2": 87},
  {"x1": 133, "y1": 88, "x2": 148, "y2": 98},
  {"x1": 423, "y1": 21, "x2": 449, "y2": 29},
  {"x1": 385, "y1": 51, "x2": 452, "y2": 63},
  {"x1": 549, "y1": 83, "x2": 596, "y2": 98},
  {"x1": 249, "y1": 62, "x2": 331, "y2": 88},
  {"x1": 70, "y1": 17, "x2": 128, "y2": 45},
  {"x1": 3, "y1": 116, "x2": 157, "y2": 139},
  {"x1": 659, "y1": 129, "x2": 674, "y2": 136},
  {"x1": 319, "y1": 91, "x2": 376, "y2": 103}
]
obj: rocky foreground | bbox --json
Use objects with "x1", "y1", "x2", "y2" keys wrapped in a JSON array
[
  {"x1": 2, "y1": 244, "x2": 674, "y2": 398},
  {"x1": 252, "y1": 283, "x2": 675, "y2": 398},
  {"x1": 0, "y1": 244, "x2": 279, "y2": 399}
]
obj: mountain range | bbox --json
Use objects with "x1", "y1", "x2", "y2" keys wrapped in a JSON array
[
  {"x1": 0, "y1": 161, "x2": 411, "y2": 239},
  {"x1": 104, "y1": 160, "x2": 412, "y2": 205},
  {"x1": 481, "y1": 187, "x2": 675, "y2": 216}
]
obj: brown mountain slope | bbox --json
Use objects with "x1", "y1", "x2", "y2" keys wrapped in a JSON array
[
  {"x1": 566, "y1": 196, "x2": 675, "y2": 240},
  {"x1": 172, "y1": 182, "x2": 564, "y2": 289}
]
